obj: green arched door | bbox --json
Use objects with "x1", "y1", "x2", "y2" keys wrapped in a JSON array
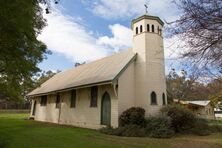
[{"x1": 101, "y1": 92, "x2": 111, "y2": 125}]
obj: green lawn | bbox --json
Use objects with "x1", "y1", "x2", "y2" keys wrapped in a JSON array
[{"x1": 0, "y1": 113, "x2": 222, "y2": 148}]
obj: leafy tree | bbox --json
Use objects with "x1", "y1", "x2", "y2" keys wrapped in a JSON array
[
  {"x1": 0, "y1": 70, "x2": 60, "y2": 109},
  {"x1": 74, "y1": 62, "x2": 86, "y2": 67},
  {"x1": 168, "y1": 1, "x2": 222, "y2": 102},
  {"x1": 210, "y1": 91, "x2": 222, "y2": 110},
  {"x1": 168, "y1": 0, "x2": 222, "y2": 77},
  {"x1": 0, "y1": 0, "x2": 51, "y2": 100},
  {"x1": 208, "y1": 78, "x2": 222, "y2": 109},
  {"x1": 167, "y1": 69, "x2": 222, "y2": 107},
  {"x1": 39, "y1": 0, "x2": 60, "y2": 14},
  {"x1": 167, "y1": 69, "x2": 191, "y2": 101},
  {"x1": 166, "y1": 69, "x2": 209, "y2": 102},
  {"x1": 35, "y1": 70, "x2": 60, "y2": 87}
]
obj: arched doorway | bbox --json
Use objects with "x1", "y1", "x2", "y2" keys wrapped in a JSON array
[{"x1": 101, "y1": 92, "x2": 111, "y2": 125}]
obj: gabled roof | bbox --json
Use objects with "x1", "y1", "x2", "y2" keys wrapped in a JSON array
[{"x1": 28, "y1": 50, "x2": 136, "y2": 97}]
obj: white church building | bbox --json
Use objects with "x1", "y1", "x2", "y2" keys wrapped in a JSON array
[{"x1": 28, "y1": 14, "x2": 167, "y2": 129}]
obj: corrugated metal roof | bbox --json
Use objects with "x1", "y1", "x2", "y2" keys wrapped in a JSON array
[
  {"x1": 173, "y1": 99, "x2": 211, "y2": 106},
  {"x1": 28, "y1": 50, "x2": 136, "y2": 97},
  {"x1": 188, "y1": 100, "x2": 210, "y2": 106}
]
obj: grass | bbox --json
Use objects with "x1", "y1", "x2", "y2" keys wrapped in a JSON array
[
  {"x1": 0, "y1": 113, "x2": 222, "y2": 148},
  {"x1": 0, "y1": 109, "x2": 29, "y2": 113}
]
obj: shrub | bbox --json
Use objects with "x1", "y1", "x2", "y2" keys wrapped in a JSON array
[
  {"x1": 100, "y1": 126, "x2": 116, "y2": 135},
  {"x1": 101, "y1": 116, "x2": 174, "y2": 138},
  {"x1": 161, "y1": 105, "x2": 196, "y2": 132},
  {"x1": 120, "y1": 125, "x2": 146, "y2": 137},
  {"x1": 188, "y1": 118, "x2": 222, "y2": 136},
  {"x1": 119, "y1": 107, "x2": 146, "y2": 127},
  {"x1": 100, "y1": 125, "x2": 146, "y2": 137},
  {"x1": 209, "y1": 125, "x2": 222, "y2": 133},
  {"x1": 208, "y1": 119, "x2": 222, "y2": 126},
  {"x1": 189, "y1": 118, "x2": 211, "y2": 136},
  {"x1": 146, "y1": 116, "x2": 175, "y2": 138},
  {"x1": 101, "y1": 106, "x2": 221, "y2": 138}
]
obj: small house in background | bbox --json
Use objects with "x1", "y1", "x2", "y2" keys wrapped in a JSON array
[
  {"x1": 214, "y1": 102, "x2": 222, "y2": 118},
  {"x1": 174, "y1": 99, "x2": 215, "y2": 120},
  {"x1": 214, "y1": 108, "x2": 222, "y2": 118}
]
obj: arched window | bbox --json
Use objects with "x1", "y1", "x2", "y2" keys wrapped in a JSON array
[
  {"x1": 157, "y1": 26, "x2": 160, "y2": 34},
  {"x1": 151, "y1": 91, "x2": 157, "y2": 105},
  {"x1": 152, "y1": 25, "x2": 154, "y2": 32},
  {"x1": 147, "y1": 24, "x2": 150, "y2": 32},
  {"x1": 162, "y1": 93, "x2": 166, "y2": 105},
  {"x1": 140, "y1": 25, "x2": 143, "y2": 33},
  {"x1": 135, "y1": 27, "x2": 138, "y2": 34}
]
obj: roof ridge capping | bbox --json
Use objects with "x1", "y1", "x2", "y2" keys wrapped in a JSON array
[
  {"x1": 131, "y1": 14, "x2": 164, "y2": 29},
  {"x1": 74, "y1": 49, "x2": 132, "y2": 67},
  {"x1": 56, "y1": 49, "x2": 132, "y2": 75}
]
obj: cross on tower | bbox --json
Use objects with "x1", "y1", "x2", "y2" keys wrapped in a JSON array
[
  {"x1": 144, "y1": 1, "x2": 149, "y2": 14},
  {"x1": 144, "y1": 4, "x2": 148, "y2": 14}
]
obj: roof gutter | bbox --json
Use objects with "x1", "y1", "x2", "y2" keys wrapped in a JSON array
[{"x1": 27, "y1": 80, "x2": 112, "y2": 98}]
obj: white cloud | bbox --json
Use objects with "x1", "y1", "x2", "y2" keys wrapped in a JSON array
[
  {"x1": 96, "y1": 23, "x2": 183, "y2": 60},
  {"x1": 92, "y1": 0, "x2": 145, "y2": 19},
  {"x1": 38, "y1": 8, "x2": 112, "y2": 63},
  {"x1": 97, "y1": 24, "x2": 132, "y2": 52},
  {"x1": 38, "y1": 2, "x2": 182, "y2": 72},
  {"x1": 38, "y1": 5, "x2": 136, "y2": 63},
  {"x1": 83, "y1": 0, "x2": 180, "y2": 21},
  {"x1": 81, "y1": 0, "x2": 183, "y2": 64},
  {"x1": 38, "y1": 7, "x2": 181, "y2": 62}
]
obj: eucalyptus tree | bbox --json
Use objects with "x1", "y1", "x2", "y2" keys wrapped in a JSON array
[{"x1": 0, "y1": 0, "x2": 59, "y2": 100}]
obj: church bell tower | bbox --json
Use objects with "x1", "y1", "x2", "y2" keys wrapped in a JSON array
[{"x1": 132, "y1": 14, "x2": 167, "y2": 116}]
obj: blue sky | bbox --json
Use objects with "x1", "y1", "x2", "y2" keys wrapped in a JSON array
[{"x1": 38, "y1": 0, "x2": 182, "y2": 73}]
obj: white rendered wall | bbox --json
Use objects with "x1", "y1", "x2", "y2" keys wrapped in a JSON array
[
  {"x1": 30, "y1": 84, "x2": 118, "y2": 129},
  {"x1": 118, "y1": 61, "x2": 135, "y2": 115}
]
